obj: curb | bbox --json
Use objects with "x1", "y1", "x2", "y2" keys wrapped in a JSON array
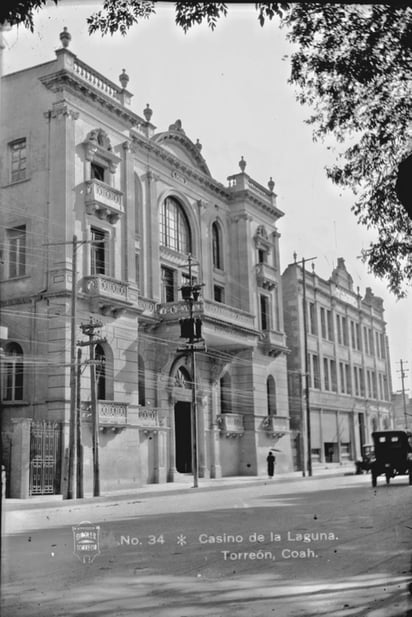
[{"x1": 3, "y1": 467, "x2": 355, "y2": 514}]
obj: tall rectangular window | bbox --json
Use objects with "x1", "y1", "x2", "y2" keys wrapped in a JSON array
[
  {"x1": 327, "y1": 310, "x2": 333, "y2": 341},
  {"x1": 331, "y1": 360, "x2": 338, "y2": 392},
  {"x1": 336, "y1": 314, "x2": 342, "y2": 344},
  {"x1": 320, "y1": 307, "x2": 327, "y2": 339},
  {"x1": 342, "y1": 317, "x2": 348, "y2": 346},
  {"x1": 359, "y1": 368, "x2": 365, "y2": 396},
  {"x1": 309, "y1": 354, "x2": 320, "y2": 389},
  {"x1": 260, "y1": 295, "x2": 270, "y2": 330},
  {"x1": 8, "y1": 225, "x2": 26, "y2": 278},
  {"x1": 10, "y1": 138, "x2": 27, "y2": 183},
  {"x1": 161, "y1": 266, "x2": 175, "y2": 302},
  {"x1": 354, "y1": 366, "x2": 360, "y2": 396},
  {"x1": 91, "y1": 228, "x2": 106, "y2": 275},
  {"x1": 308, "y1": 302, "x2": 317, "y2": 335},
  {"x1": 323, "y1": 358, "x2": 330, "y2": 391}
]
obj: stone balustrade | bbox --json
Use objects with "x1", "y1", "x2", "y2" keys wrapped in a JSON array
[
  {"x1": 74, "y1": 59, "x2": 123, "y2": 102},
  {"x1": 83, "y1": 275, "x2": 129, "y2": 302},
  {"x1": 97, "y1": 401, "x2": 128, "y2": 426},
  {"x1": 84, "y1": 179, "x2": 124, "y2": 223}
]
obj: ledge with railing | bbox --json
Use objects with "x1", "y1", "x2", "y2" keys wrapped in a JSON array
[
  {"x1": 84, "y1": 179, "x2": 124, "y2": 223},
  {"x1": 261, "y1": 415, "x2": 290, "y2": 438},
  {"x1": 216, "y1": 413, "x2": 245, "y2": 438}
]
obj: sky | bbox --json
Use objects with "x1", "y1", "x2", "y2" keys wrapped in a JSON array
[{"x1": 2, "y1": 1, "x2": 411, "y2": 393}]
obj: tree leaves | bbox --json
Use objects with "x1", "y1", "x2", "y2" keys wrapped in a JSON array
[
  {"x1": 282, "y1": 3, "x2": 412, "y2": 296},
  {"x1": 87, "y1": 0, "x2": 156, "y2": 36}
]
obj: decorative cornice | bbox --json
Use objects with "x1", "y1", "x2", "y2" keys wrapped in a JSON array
[
  {"x1": 39, "y1": 69, "x2": 143, "y2": 127},
  {"x1": 153, "y1": 129, "x2": 211, "y2": 177},
  {"x1": 130, "y1": 131, "x2": 228, "y2": 199}
]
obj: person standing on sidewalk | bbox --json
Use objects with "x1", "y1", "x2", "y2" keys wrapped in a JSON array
[{"x1": 267, "y1": 451, "x2": 275, "y2": 478}]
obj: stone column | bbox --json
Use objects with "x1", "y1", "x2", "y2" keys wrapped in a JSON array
[
  {"x1": 197, "y1": 389, "x2": 208, "y2": 478},
  {"x1": 209, "y1": 381, "x2": 222, "y2": 478},
  {"x1": 167, "y1": 394, "x2": 177, "y2": 482},
  {"x1": 10, "y1": 418, "x2": 32, "y2": 498}
]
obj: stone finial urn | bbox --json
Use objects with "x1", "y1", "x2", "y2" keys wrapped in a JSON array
[
  {"x1": 59, "y1": 27, "x2": 71, "y2": 48},
  {"x1": 268, "y1": 177, "x2": 275, "y2": 192},
  {"x1": 239, "y1": 156, "x2": 246, "y2": 172},
  {"x1": 119, "y1": 69, "x2": 129, "y2": 89},
  {"x1": 143, "y1": 104, "x2": 153, "y2": 123}
]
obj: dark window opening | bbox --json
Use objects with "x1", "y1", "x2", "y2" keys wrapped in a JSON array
[
  {"x1": 214, "y1": 285, "x2": 224, "y2": 303},
  {"x1": 162, "y1": 266, "x2": 175, "y2": 302},
  {"x1": 91, "y1": 162, "x2": 105, "y2": 182}
]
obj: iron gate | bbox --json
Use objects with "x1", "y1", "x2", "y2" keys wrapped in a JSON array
[{"x1": 30, "y1": 421, "x2": 61, "y2": 495}]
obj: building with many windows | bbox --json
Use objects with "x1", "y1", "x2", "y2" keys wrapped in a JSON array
[
  {"x1": 282, "y1": 258, "x2": 393, "y2": 470},
  {"x1": 0, "y1": 30, "x2": 292, "y2": 497}
]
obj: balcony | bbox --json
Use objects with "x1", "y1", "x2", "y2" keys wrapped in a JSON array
[
  {"x1": 255, "y1": 263, "x2": 278, "y2": 290},
  {"x1": 157, "y1": 299, "x2": 257, "y2": 349},
  {"x1": 79, "y1": 400, "x2": 129, "y2": 432},
  {"x1": 84, "y1": 179, "x2": 124, "y2": 223},
  {"x1": 260, "y1": 330, "x2": 288, "y2": 357},
  {"x1": 137, "y1": 406, "x2": 165, "y2": 435},
  {"x1": 262, "y1": 415, "x2": 290, "y2": 438},
  {"x1": 216, "y1": 413, "x2": 245, "y2": 438},
  {"x1": 83, "y1": 274, "x2": 132, "y2": 316}
]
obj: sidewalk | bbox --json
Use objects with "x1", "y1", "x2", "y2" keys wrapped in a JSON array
[{"x1": 3, "y1": 463, "x2": 355, "y2": 534}]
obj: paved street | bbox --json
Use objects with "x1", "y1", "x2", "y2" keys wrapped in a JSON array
[{"x1": 2, "y1": 474, "x2": 412, "y2": 617}]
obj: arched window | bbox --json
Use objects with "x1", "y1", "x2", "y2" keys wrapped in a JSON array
[
  {"x1": 95, "y1": 344, "x2": 106, "y2": 400},
  {"x1": 212, "y1": 221, "x2": 223, "y2": 270},
  {"x1": 267, "y1": 376, "x2": 277, "y2": 416},
  {"x1": 138, "y1": 355, "x2": 146, "y2": 405},
  {"x1": 160, "y1": 196, "x2": 191, "y2": 254},
  {"x1": 3, "y1": 343, "x2": 24, "y2": 401},
  {"x1": 175, "y1": 366, "x2": 191, "y2": 389},
  {"x1": 220, "y1": 373, "x2": 231, "y2": 414}
]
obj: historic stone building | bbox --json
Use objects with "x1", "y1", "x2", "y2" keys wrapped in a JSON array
[
  {"x1": 282, "y1": 258, "x2": 394, "y2": 470},
  {"x1": 0, "y1": 30, "x2": 292, "y2": 497}
]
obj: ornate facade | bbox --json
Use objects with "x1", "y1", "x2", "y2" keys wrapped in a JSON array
[{"x1": 0, "y1": 31, "x2": 292, "y2": 497}]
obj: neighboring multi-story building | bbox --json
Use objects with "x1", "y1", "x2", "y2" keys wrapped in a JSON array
[
  {"x1": 282, "y1": 257, "x2": 393, "y2": 470},
  {"x1": 392, "y1": 393, "x2": 412, "y2": 430},
  {"x1": 0, "y1": 29, "x2": 292, "y2": 498}
]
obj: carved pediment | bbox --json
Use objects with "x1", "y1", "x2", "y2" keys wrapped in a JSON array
[
  {"x1": 153, "y1": 121, "x2": 211, "y2": 176},
  {"x1": 83, "y1": 128, "x2": 121, "y2": 172}
]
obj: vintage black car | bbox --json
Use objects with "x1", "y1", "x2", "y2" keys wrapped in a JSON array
[
  {"x1": 370, "y1": 430, "x2": 412, "y2": 487},
  {"x1": 355, "y1": 443, "x2": 374, "y2": 474}
]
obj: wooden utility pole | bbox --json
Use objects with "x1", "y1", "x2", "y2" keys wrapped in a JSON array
[
  {"x1": 67, "y1": 235, "x2": 78, "y2": 499},
  {"x1": 178, "y1": 254, "x2": 205, "y2": 488},
  {"x1": 398, "y1": 359, "x2": 409, "y2": 430},
  {"x1": 76, "y1": 348, "x2": 83, "y2": 498},
  {"x1": 78, "y1": 318, "x2": 106, "y2": 497},
  {"x1": 291, "y1": 253, "x2": 317, "y2": 477}
]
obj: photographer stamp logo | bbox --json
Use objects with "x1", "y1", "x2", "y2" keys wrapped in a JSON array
[{"x1": 72, "y1": 521, "x2": 101, "y2": 563}]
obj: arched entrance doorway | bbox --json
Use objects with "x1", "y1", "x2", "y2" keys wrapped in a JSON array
[
  {"x1": 173, "y1": 365, "x2": 193, "y2": 474},
  {"x1": 174, "y1": 401, "x2": 192, "y2": 473}
]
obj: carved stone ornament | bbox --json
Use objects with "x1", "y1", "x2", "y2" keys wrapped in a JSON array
[{"x1": 83, "y1": 128, "x2": 121, "y2": 172}]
